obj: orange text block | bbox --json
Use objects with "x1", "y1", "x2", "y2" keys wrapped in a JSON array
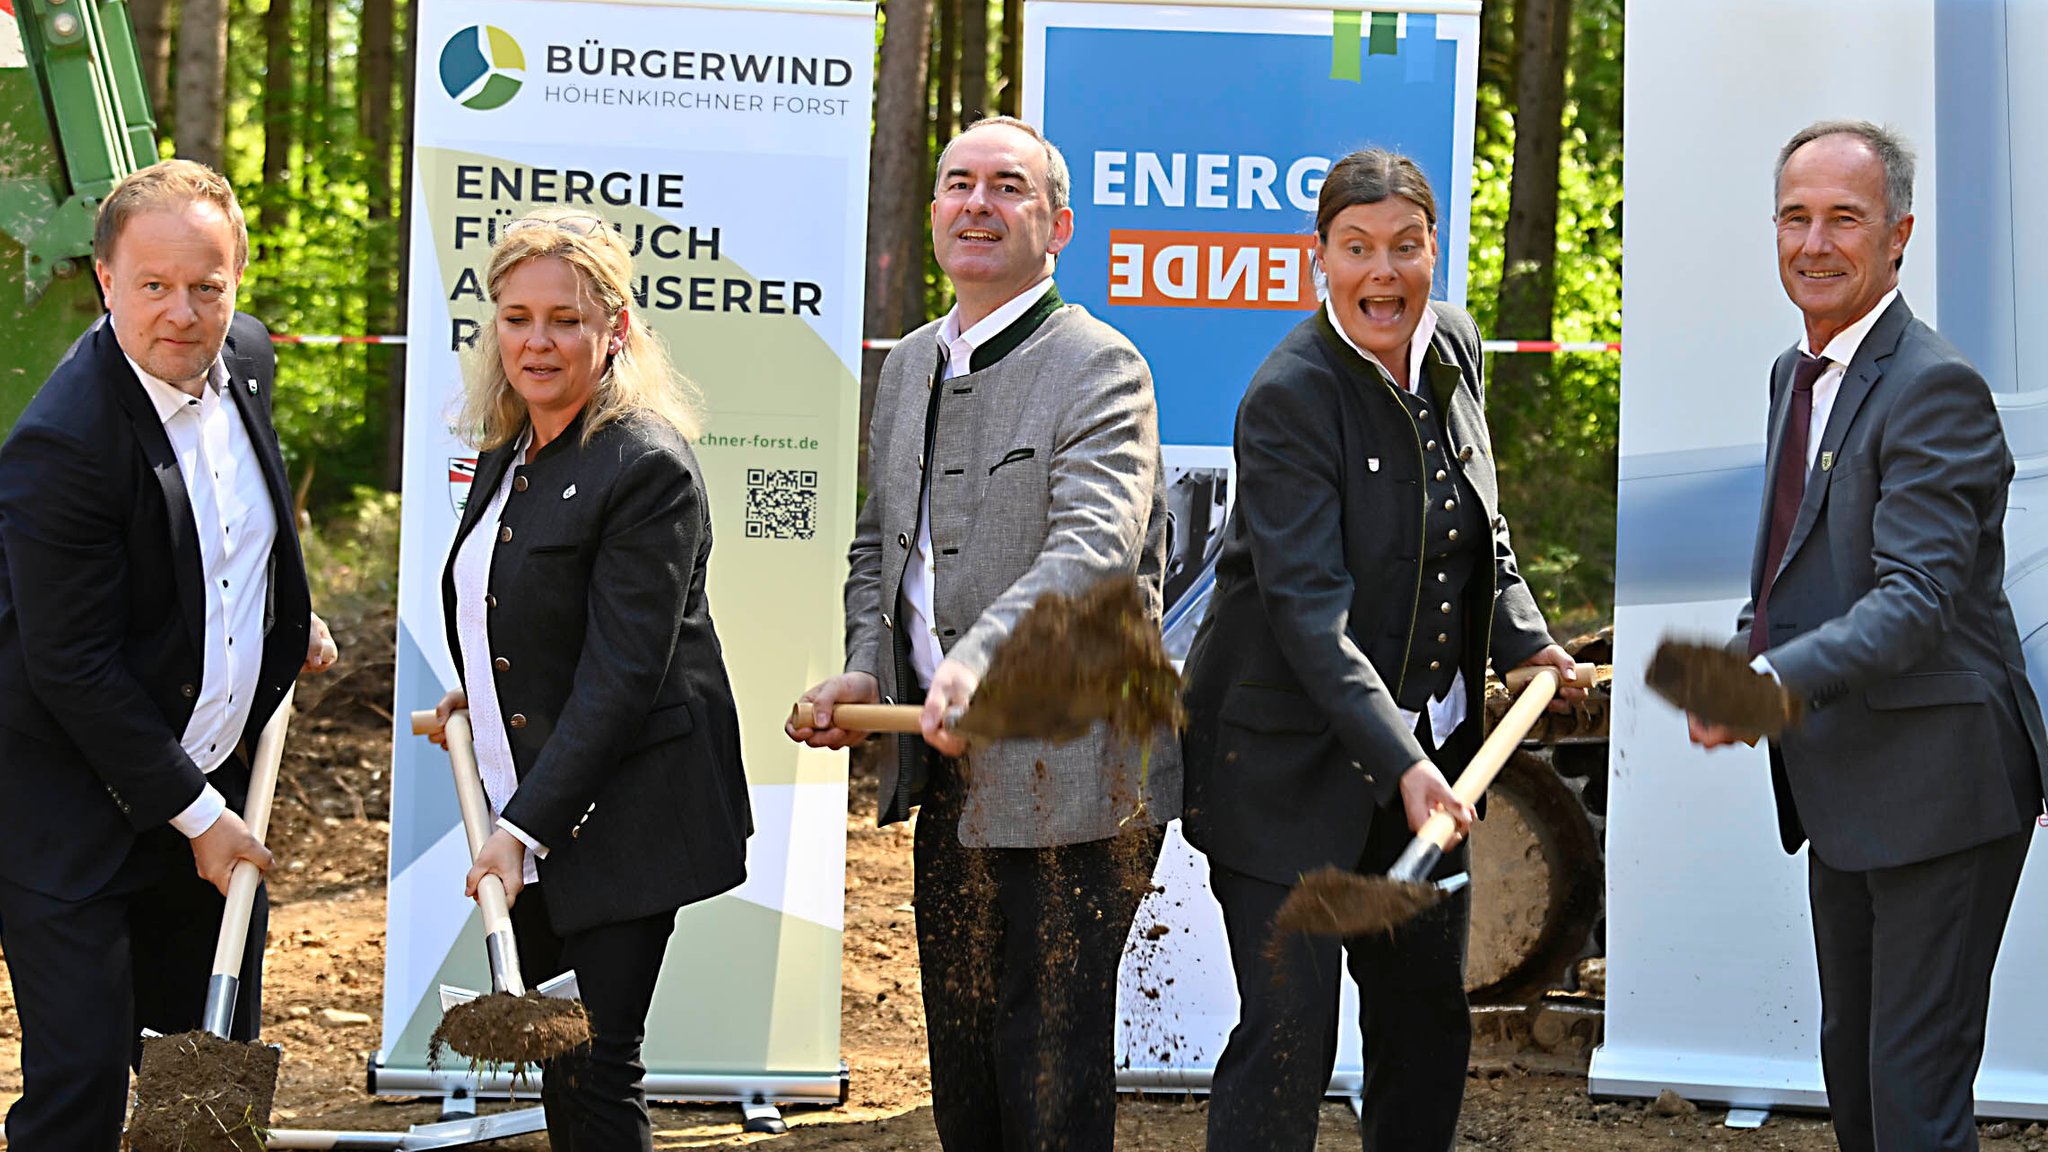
[{"x1": 1105, "y1": 230, "x2": 1318, "y2": 310}]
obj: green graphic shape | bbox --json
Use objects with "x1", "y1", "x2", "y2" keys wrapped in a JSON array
[{"x1": 1330, "y1": 11, "x2": 1362, "y2": 81}]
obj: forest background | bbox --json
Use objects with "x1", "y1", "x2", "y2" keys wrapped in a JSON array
[{"x1": 139, "y1": 0, "x2": 1620, "y2": 633}]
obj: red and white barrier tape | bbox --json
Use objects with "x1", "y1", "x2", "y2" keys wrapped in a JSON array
[{"x1": 270, "y1": 334, "x2": 1618, "y2": 353}]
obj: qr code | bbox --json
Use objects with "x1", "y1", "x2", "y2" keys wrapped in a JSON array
[{"x1": 745, "y1": 469, "x2": 818, "y2": 540}]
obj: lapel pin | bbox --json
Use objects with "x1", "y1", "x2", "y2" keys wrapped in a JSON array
[
  {"x1": 1820, "y1": 451, "x2": 1834, "y2": 472},
  {"x1": 563, "y1": 484, "x2": 578, "y2": 500},
  {"x1": 247, "y1": 380, "x2": 258, "y2": 395},
  {"x1": 1368, "y1": 457, "x2": 1381, "y2": 472}
]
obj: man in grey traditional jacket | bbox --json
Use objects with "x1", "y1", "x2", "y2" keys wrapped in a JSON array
[{"x1": 789, "y1": 116, "x2": 1177, "y2": 1152}]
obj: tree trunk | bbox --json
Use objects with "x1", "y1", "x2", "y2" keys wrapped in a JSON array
[
  {"x1": 998, "y1": 0, "x2": 1020, "y2": 115},
  {"x1": 258, "y1": 0, "x2": 292, "y2": 233},
  {"x1": 359, "y1": 0, "x2": 397, "y2": 483},
  {"x1": 127, "y1": 0, "x2": 175, "y2": 134},
  {"x1": 1493, "y1": 0, "x2": 1572, "y2": 396},
  {"x1": 303, "y1": 0, "x2": 331, "y2": 179},
  {"x1": 382, "y1": 0, "x2": 419, "y2": 489},
  {"x1": 935, "y1": 0, "x2": 958, "y2": 142},
  {"x1": 959, "y1": 0, "x2": 987, "y2": 124},
  {"x1": 862, "y1": 0, "x2": 935, "y2": 486},
  {"x1": 173, "y1": 0, "x2": 226, "y2": 169}
]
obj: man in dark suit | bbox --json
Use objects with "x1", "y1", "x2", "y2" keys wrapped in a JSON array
[
  {"x1": 1691, "y1": 120, "x2": 2048, "y2": 1151},
  {"x1": 0, "y1": 159, "x2": 336, "y2": 1150}
]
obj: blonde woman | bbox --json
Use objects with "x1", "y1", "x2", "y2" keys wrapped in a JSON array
[{"x1": 431, "y1": 208, "x2": 751, "y2": 1149}]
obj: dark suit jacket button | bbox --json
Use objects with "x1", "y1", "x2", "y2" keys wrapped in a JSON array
[
  {"x1": 508, "y1": 713, "x2": 527, "y2": 729},
  {"x1": 513, "y1": 475, "x2": 528, "y2": 493},
  {"x1": 486, "y1": 593, "x2": 498, "y2": 609},
  {"x1": 570, "y1": 825, "x2": 581, "y2": 839},
  {"x1": 493, "y1": 656, "x2": 510, "y2": 672},
  {"x1": 180, "y1": 683, "x2": 197, "y2": 698},
  {"x1": 499, "y1": 525, "x2": 513, "y2": 543}
]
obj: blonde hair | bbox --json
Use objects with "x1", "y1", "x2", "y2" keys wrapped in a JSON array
[
  {"x1": 95, "y1": 159, "x2": 249, "y2": 269},
  {"x1": 460, "y1": 207, "x2": 705, "y2": 450}
]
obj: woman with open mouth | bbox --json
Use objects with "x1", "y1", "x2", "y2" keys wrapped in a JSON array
[{"x1": 1178, "y1": 148, "x2": 1581, "y2": 1151}]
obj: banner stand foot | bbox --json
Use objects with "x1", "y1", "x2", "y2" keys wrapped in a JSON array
[
  {"x1": 743, "y1": 1099, "x2": 787, "y2": 1134},
  {"x1": 438, "y1": 1083, "x2": 477, "y2": 1121}
]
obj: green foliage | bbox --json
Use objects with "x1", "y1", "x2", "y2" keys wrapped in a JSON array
[
  {"x1": 216, "y1": 0, "x2": 399, "y2": 510},
  {"x1": 1467, "y1": 0, "x2": 1623, "y2": 637},
  {"x1": 301, "y1": 486, "x2": 403, "y2": 619}
]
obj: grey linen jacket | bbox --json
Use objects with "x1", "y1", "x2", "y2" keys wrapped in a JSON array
[{"x1": 843, "y1": 288, "x2": 1180, "y2": 848}]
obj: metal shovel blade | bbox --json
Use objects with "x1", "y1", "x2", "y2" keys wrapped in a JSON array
[{"x1": 439, "y1": 968, "x2": 581, "y2": 1012}]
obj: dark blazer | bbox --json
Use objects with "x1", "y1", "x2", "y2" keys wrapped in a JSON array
[
  {"x1": 1181, "y1": 303, "x2": 1553, "y2": 886},
  {"x1": 441, "y1": 408, "x2": 750, "y2": 937},
  {"x1": 1740, "y1": 296, "x2": 2048, "y2": 870},
  {"x1": 0, "y1": 313, "x2": 311, "y2": 901}
]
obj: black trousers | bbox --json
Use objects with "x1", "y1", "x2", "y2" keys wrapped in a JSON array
[
  {"x1": 509, "y1": 881, "x2": 677, "y2": 1152},
  {"x1": 913, "y1": 753, "x2": 1162, "y2": 1152},
  {"x1": 1810, "y1": 829, "x2": 2031, "y2": 1152},
  {"x1": 1207, "y1": 716, "x2": 1474, "y2": 1152},
  {"x1": 0, "y1": 759, "x2": 267, "y2": 1152}
]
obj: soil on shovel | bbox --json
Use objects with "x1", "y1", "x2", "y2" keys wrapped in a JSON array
[
  {"x1": 427, "y1": 991, "x2": 590, "y2": 1074},
  {"x1": 1644, "y1": 636, "x2": 1802, "y2": 736},
  {"x1": 954, "y1": 574, "x2": 1183, "y2": 747},
  {"x1": 127, "y1": 1030, "x2": 279, "y2": 1152},
  {"x1": 1268, "y1": 865, "x2": 1442, "y2": 951}
]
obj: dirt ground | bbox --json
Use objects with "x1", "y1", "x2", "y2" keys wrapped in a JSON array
[{"x1": 0, "y1": 616, "x2": 2044, "y2": 1149}]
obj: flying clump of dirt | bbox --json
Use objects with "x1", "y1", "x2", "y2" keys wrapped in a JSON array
[{"x1": 955, "y1": 574, "x2": 1183, "y2": 748}]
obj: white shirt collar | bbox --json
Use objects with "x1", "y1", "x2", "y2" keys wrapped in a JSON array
[
  {"x1": 1800, "y1": 287, "x2": 1899, "y2": 365},
  {"x1": 128, "y1": 353, "x2": 229, "y2": 424},
  {"x1": 1325, "y1": 297, "x2": 1440, "y2": 391},
  {"x1": 937, "y1": 277, "x2": 1057, "y2": 358}
]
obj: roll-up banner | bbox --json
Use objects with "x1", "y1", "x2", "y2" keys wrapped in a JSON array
[
  {"x1": 1599, "y1": 0, "x2": 2048, "y2": 1117},
  {"x1": 380, "y1": 0, "x2": 870, "y2": 1099},
  {"x1": 1025, "y1": 0, "x2": 1479, "y2": 1091}
]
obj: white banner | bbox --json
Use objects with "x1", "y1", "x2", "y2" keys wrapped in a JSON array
[
  {"x1": 1600, "y1": 0, "x2": 2048, "y2": 1118},
  {"x1": 379, "y1": 0, "x2": 870, "y2": 1097}
]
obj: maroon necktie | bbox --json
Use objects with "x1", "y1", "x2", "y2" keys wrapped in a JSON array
[{"x1": 1749, "y1": 353, "x2": 1829, "y2": 656}]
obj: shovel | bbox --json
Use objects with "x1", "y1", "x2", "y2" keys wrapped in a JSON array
[
  {"x1": 409, "y1": 708, "x2": 588, "y2": 1070},
  {"x1": 127, "y1": 686, "x2": 295, "y2": 1152},
  {"x1": 1270, "y1": 664, "x2": 1591, "y2": 943}
]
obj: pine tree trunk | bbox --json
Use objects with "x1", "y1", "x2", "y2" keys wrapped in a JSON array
[
  {"x1": 862, "y1": 0, "x2": 935, "y2": 486},
  {"x1": 173, "y1": 0, "x2": 226, "y2": 169},
  {"x1": 959, "y1": 0, "x2": 987, "y2": 124},
  {"x1": 1493, "y1": 0, "x2": 1573, "y2": 397},
  {"x1": 259, "y1": 0, "x2": 292, "y2": 235},
  {"x1": 126, "y1": 0, "x2": 175, "y2": 133},
  {"x1": 382, "y1": 0, "x2": 418, "y2": 489},
  {"x1": 935, "y1": 0, "x2": 958, "y2": 142},
  {"x1": 998, "y1": 0, "x2": 1020, "y2": 115}
]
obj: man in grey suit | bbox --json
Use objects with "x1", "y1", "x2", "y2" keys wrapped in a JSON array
[
  {"x1": 788, "y1": 116, "x2": 1175, "y2": 1151},
  {"x1": 1690, "y1": 120, "x2": 2047, "y2": 1151}
]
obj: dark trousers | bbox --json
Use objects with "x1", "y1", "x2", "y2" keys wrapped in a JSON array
[
  {"x1": 509, "y1": 881, "x2": 677, "y2": 1152},
  {"x1": 0, "y1": 759, "x2": 267, "y2": 1152},
  {"x1": 1810, "y1": 829, "x2": 2031, "y2": 1152},
  {"x1": 913, "y1": 754, "x2": 1162, "y2": 1152},
  {"x1": 1207, "y1": 714, "x2": 1474, "y2": 1152}
]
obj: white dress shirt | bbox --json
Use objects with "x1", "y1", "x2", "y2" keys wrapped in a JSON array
[
  {"x1": 1798, "y1": 287, "x2": 1898, "y2": 470},
  {"x1": 451, "y1": 435, "x2": 545, "y2": 883},
  {"x1": 130, "y1": 356, "x2": 277, "y2": 838},
  {"x1": 904, "y1": 276, "x2": 1059, "y2": 688},
  {"x1": 1323, "y1": 299, "x2": 1466, "y2": 749}
]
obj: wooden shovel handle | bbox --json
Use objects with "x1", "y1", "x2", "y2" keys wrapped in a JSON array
[
  {"x1": 211, "y1": 684, "x2": 294, "y2": 980},
  {"x1": 1413, "y1": 667, "x2": 1563, "y2": 852},
  {"x1": 788, "y1": 701, "x2": 925, "y2": 733},
  {"x1": 1502, "y1": 661, "x2": 1597, "y2": 693},
  {"x1": 410, "y1": 709, "x2": 516, "y2": 940}
]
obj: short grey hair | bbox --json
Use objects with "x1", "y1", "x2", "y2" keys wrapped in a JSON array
[
  {"x1": 934, "y1": 116, "x2": 1072, "y2": 212},
  {"x1": 1775, "y1": 119, "x2": 1916, "y2": 226}
]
